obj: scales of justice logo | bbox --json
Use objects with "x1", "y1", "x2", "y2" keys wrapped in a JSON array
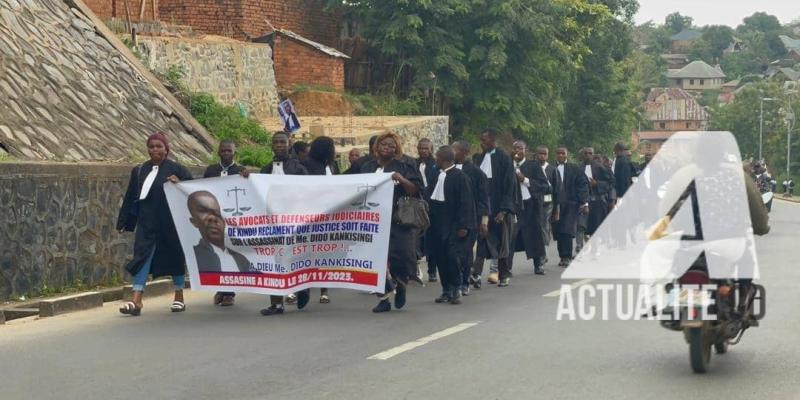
[
  {"x1": 352, "y1": 183, "x2": 380, "y2": 210},
  {"x1": 223, "y1": 186, "x2": 251, "y2": 216}
]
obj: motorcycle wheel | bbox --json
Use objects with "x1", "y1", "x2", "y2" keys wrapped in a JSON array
[
  {"x1": 714, "y1": 339, "x2": 729, "y2": 354},
  {"x1": 688, "y1": 327, "x2": 711, "y2": 373}
]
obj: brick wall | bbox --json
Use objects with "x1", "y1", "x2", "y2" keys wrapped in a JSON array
[
  {"x1": 86, "y1": 0, "x2": 341, "y2": 46},
  {"x1": 273, "y1": 36, "x2": 344, "y2": 91},
  {"x1": 84, "y1": 0, "x2": 158, "y2": 21}
]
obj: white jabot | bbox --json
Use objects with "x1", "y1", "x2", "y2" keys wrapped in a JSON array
[
  {"x1": 455, "y1": 163, "x2": 463, "y2": 170},
  {"x1": 584, "y1": 164, "x2": 593, "y2": 180},
  {"x1": 515, "y1": 159, "x2": 531, "y2": 201},
  {"x1": 325, "y1": 165, "x2": 333, "y2": 176},
  {"x1": 419, "y1": 162, "x2": 428, "y2": 187},
  {"x1": 480, "y1": 150, "x2": 494, "y2": 178},
  {"x1": 430, "y1": 165, "x2": 454, "y2": 201},
  {"x1": 272, "y1": 162, "x2": 285, "y2": 175},
  {"x1": 139, "y1": 165, "x2": 158, "y2": 200},
  {"x1": 557, "y1": 164, "x2": 565, "y2": 183},
  {"x1": 211, "y1": 244, "x2": 239, "y2": 273},
  {"x1": 541, "y1": 162, "x2": 551, "y2": 187}
]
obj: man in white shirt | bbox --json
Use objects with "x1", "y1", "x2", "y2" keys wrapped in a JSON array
[{"x1": 188, "y1": 191, "x2": 252, "y2": 274}]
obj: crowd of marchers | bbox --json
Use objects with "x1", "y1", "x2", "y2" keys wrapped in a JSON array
[{"x1": 116, "y1": 130, "x2": 647, "y2": 316}]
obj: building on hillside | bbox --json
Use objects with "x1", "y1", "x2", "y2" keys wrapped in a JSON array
[
  {"x1": 667, "y1": 60, "x2": 726, "y2": 91},
  {"x1": 670, "y1": 29, "x2": 702, "y2": 53},
  {"x1": 635, "y1": 87, "x2": 708, "y2": 155},
  {"x1": 643, "y1": 88, "x2": 708, "y2": 131},
  {"x1": 84, "y1": 0, "x2": 341, "y2": 47},
  {"x1": 779, "y1": 35, "x2": 800, "y2": 62},
  {"x1": 660, "y1": 53, "x2": 690, "y2": 70},
  {"x1": 254, "y1": 29, "x2": 350, "y2": 91},
  {"x1": 767, "y1": 67, "x2": 800, "y2": 83}
]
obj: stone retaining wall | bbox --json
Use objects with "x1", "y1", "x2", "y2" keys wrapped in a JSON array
[
  {"x1": 136, "y1": 36, "x2": 280, "y2": 119},
  {"x1": 0, "y1": 162, "x2": 200, "y2": 302}
]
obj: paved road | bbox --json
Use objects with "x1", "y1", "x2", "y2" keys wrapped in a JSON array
[{"x1": 2, "y1": 201, "x2": 799, "y2": 400}]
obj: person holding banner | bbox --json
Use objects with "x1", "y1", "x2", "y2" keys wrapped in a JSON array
[
  {"x1": 259, "y1": 132, "x2": 311, "y2": 316},
  {"x1": 116, "y1": 132, "x2": 193, "y2": 316},
  {"x1": 301, "y1": 136, "x2": 340, "y2": 304},
  {"x1": 360, "y1": 132, "x2": 424, "y2": 313},
  {"x1": 202, "y1": 139, "x2": 249, "y2": 307},
  {"x1": 426, "y1": 146, "x2": 475, "y2": 304}
]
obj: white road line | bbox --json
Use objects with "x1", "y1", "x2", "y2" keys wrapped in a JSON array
[
  {"x1": 367, "y1": 322, "x2": 481, "y2": 360},
  {"x1": 543, "y1": 279, "x2": 594, "y2": 297}
]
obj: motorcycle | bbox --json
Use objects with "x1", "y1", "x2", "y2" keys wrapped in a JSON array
[{"x1": 659, "y1": 263, "x2": 766, "y2": 373}]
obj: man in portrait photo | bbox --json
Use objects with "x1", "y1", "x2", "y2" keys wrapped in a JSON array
[
  {"x1": 278, "y1": 99, "x2": 301, "y2": 134},
  {"x1": 188, "y1": 190, "x2": 251, "y2": 273}
]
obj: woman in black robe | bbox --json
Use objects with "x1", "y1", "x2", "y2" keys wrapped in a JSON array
[
  {"x1": 116, "y1": 132, "x2": 193, "y2": 316},
  {"x1": 301, "y1": 136, "x2": 340, "y2": 304},
  {"x1": 360, "y1": 132, "x2": 423, "y2": 313}
]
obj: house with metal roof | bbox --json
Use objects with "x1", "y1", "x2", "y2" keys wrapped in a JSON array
[
  {"x1": 779, "y1": 35, "x2": 800, "y2": 61},
  {"x1": 670, "y1": 29, "x2": 702, "y2": 53},
  {"x1": 666, "y1": 60, "x2": 726, "y2": 91}
]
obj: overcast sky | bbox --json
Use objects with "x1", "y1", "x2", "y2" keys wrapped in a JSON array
[{"x1": 634, "y1": 0, "x2": 798, "y2": 28}]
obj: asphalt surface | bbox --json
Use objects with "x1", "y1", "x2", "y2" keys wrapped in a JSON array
[{"x1": 2, "y1": 200, "x2": 799, "y2": 400}]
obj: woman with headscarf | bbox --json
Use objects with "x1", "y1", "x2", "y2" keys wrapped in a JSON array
[
  {"x1": 302, "y1": 136, "x2": 340, "y2": 304},
  {"x1": 116, "y1": 132, "x2": 194, "y2": 316},
  {"x1": 360, "y1": 132, "x2": 423, "y2": 312}
]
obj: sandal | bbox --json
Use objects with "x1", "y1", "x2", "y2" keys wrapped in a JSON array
[
  {"x1": 319, "y1": 294, "x2": 330, "y2": 304},
  {"x1": 220, "y1": 295, "x2": 235, "y2": 307},
  {"x1": 285, "y1": 293, "x2": 297, "y2": 304},
  {"x1": 119, "y1": 301, "x2": 141, "y2": 316},
  {"x1": 170, "y1": 301, "x2": 186, "y2": 313}
]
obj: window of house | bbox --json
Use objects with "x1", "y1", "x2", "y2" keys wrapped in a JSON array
[
  {"x1": 690, "y1": 79, "x2": 695, "y2": 85},
  {"x1": 700, "y1": 79, "x2": 704, "y2": 85},
  {"x1": 659, "y1": 122, "x2": 666, "y2": 129},
  {"x1": 686, "y1": 122, "x2": 691, "y2": 128}
]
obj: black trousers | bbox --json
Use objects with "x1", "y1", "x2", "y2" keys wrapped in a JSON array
[{"x1": 556, "y1": 233, "x2": 574, "y2": 259}]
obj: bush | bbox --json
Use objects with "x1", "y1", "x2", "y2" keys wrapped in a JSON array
[{"x1": 164, "y1": 64, "x2": 273, "y2": 167}]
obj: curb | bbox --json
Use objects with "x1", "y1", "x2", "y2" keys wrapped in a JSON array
[
  {"x1": 39, "y1": 292, "x2": 104, "y2": 318},
  {"x1": 0, "y1": 310, "x2": 5, "y2": 324},
  {"x1": 2, "y1": 308, "x2": 39, "y2": 320}
]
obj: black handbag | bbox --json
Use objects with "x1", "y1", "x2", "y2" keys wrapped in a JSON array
[{"x1": 394, "y1": 195, "x2": 430, "y2": 231}]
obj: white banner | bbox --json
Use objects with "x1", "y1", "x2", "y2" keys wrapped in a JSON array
[{"x1": 164, "y1": 173, "x2": 394, "y2": 295}]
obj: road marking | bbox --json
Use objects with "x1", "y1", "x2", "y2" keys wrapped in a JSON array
[
  {"x1": 367, "y1": 322, "x2": 481, "y2": 360},
  {"x1": 543, "y1": 279, "x2": 594, "y2": 297}
]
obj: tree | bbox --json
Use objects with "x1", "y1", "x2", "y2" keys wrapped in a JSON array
[
  {"x1": 334, "y1": 0, "x2": 611, "y2": 146},
  {"x1": 665, "y1": 12, "x2": 693, "y2": 34},
  {"x1": 737, "y1": 12, "x2": 789, "y2": 60}
]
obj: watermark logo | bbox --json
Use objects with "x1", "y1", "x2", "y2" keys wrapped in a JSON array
[{"x1": 556, "y1": 131, "x2": 761, "y2": 320}]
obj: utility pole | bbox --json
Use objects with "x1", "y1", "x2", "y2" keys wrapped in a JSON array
[{"x1": 760, "y1": 97, "x2": 775, "y2": 161}]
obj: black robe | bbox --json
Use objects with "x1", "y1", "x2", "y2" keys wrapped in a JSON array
[
  {"x1": 513, "y1": 160, "x2": 549, "y2": 260},
  {"x1": 554, "y1": 162, "x2": 589, "y2": 237},
  {"x1": 585, "y1": 161, "x2": 614, "y2": 235},
  {"x1": 416, "y1": 156, "x2": 438, "y2": 193},
  {"x1": 473, "y1": 148, "x2": 519, "y2": 259},
  {"x1": 117, "y1": 159, "x2": 193, "y2": 278},
  {"x1": 203, "y1": 162, "x2": 243, "y2": 178},
  {"x1": 302, "y1": 157, "x2": 340, "y2": 176},
  {"x1": 361, "y1": 158, "x2": 424, "y2": 280},
  {"x1": 260, "y1": 157, "x2": 308, "y2": 175},
  {"x1": 613, "y1": 156, "x2": 635, "y2": 198},
  {"x1": 459, "y1": 161, "x2": 490, "y2": 224},
  {"x1": 426, "y1": 167, "x2": 476, "y2": 245},
  {"x1": 345, "y1": 154, "x2": 374, "y2": 175}
]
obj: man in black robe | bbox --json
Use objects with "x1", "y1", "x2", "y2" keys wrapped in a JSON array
[
  {"x1": 452, "y1": 140, "x2": 489, "y2": 293},
  {"x1": 416, "y1": 138, "x2": 439, "y2": 282},
  {"x1": 426, "y1": 146, "x2": 475, "y2": 304},
  {"x1": 345, "y1": 136, "x2": 377, "y2": 175},
  {"x1": 582, "y1": 147, "x2": 614, "y2": 239},
  {"x1": 553, "y1": 146, "x2": 589, "y2": 267},
  {"x1": 536, "y1": 145, "x2": 558, "y2": 266},
  {"x1": 472, "y1": 129, "x2": 520, "y2": 287},
  {"x1": 202, "y1": 140, "x2": 248, "y2": 306},
  {"x1": 510, "y1": 141, "x2": 550, "y2": 275},
  {"x1": 612, "y1": 142, "x2": 635, "y2": 199},
  {"x1": 259, "y1": 132, "x2": 310, "y2": 316}
]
